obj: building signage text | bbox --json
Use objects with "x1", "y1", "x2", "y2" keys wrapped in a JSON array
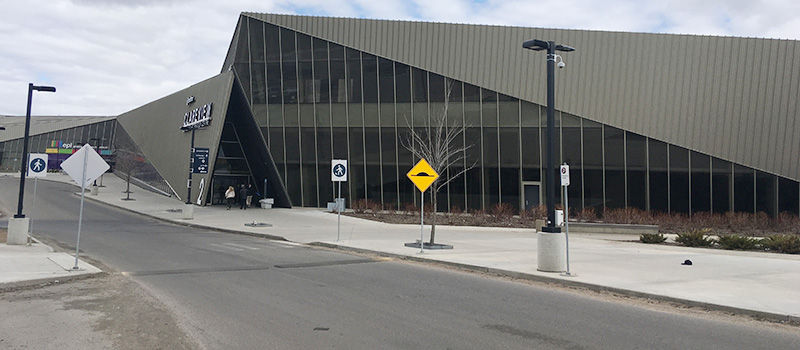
[{"x1": 181, "y1": 102, "x2": 212, "y2": 131}]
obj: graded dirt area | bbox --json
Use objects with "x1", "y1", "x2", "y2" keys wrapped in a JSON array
[{"x1": 0, "y1": 273, "x2": 199, "y2": 350}]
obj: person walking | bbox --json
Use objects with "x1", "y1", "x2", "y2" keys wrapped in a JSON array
[
  {"x1": 225, "y1": 186, "x2": 236, "y2": 210},
  {"x1": 246, "y1": 184, "x2": 254, "y2": 208},
  {"x1": 239, "y1": 184, "x2": 248, "y2": 210}
]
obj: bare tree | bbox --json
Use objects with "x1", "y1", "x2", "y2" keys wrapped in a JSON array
[
  {"x1": 114, "y1": 148, "x2": 145, "y2": 200},
  {"x1": 401, "y1": 80, "x2": 476, "y2": 244}
]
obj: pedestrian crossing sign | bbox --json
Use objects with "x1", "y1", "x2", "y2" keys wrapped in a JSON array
[{"x1": 28, "y1": 153, "x2": 48, "y2": 178}]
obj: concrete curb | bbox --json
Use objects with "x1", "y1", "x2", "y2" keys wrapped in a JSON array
[
  {"x1": 310, "y1": 242, "x2": 800, "y2": 326},
  {"x1": 0, "y1": 272, "x2": 105, "y2": 292}
]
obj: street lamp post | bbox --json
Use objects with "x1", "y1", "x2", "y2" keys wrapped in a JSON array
[
  {"x1": 15, "y1": 83, "x2": 56, "y2": 219},
  {"x1": 523, "y1": 39, "x2": 574, "y2": 272},
  {"x1": 8, "y1": 83, "x2": 55, "y2": 246},
  {"x1": 522, "y1": 39, "x2": 574, "y2": 232}
]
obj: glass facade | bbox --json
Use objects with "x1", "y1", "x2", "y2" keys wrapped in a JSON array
[
  {"x1": 228, "y1": 18, "x2": 800, "y2": 216},
  {"x1": 0, "y1": 120, "x2": 116, "y2": 172}
]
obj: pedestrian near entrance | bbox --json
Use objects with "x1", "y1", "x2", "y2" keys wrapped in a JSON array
[
  {"x1": 239, "y1": 184, "x2": 248, "y2": 210},
  {"x1": 246, "y1": 184, "x2": 254, "y2": 208},
  {"x1": 225, "y1": 186, "x2": 236, "y2": 210}
]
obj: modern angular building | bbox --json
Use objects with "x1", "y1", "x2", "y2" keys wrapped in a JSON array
[
  {"x1": 219, "y1": 13, "x2": 800, "y2": 216},
  {"x1": 2, "y1": 12, "x2": 799, "y2": 216}
]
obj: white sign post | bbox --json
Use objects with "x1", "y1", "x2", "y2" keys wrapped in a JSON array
[
  {"x1": 27, "y1": 154, "x2": 47, "y2": 245},
  {"x1": 60, "y1": 144, "x2": 110, "y2": 270},
  {"x1": 332, "y1": 160, "x2": 347, "y2": 241},
  {"x1": 560, "y1": 164, "x2": 575, "y2": 277}
]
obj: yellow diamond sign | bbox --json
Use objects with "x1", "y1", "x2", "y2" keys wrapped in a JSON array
[{"x1": 407, "y1": 158, "x2": 439, "y2": 192}]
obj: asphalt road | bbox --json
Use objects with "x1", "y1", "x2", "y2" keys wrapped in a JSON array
[{"x1": 3, "y1": 177, "x2": 800, "y2": 349}]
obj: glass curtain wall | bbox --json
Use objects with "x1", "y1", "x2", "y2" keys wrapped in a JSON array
[
  {"x1": 0, "y1": 120, "x2": 116, "y2": 172},
  {"x1": 230, "y1": 18, "x2": 799, "y2": 216}
]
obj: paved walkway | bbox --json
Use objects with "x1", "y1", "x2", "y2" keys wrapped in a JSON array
[{"x1": 2, "y1": 173, "x2": 799, "y2": 322}]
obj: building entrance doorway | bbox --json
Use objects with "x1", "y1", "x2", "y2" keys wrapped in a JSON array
[
  {"x1": 211, "y1": 175, "x2": 252, "y2": 205},
  {"x1": 523, "y1": 182, "x2": 542, "y2": 211}
]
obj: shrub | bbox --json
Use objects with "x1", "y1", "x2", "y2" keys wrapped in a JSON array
[
  {"x1": 352, "y1": 199, "x2": 368, "y2": 214},
  {"x1": 469, "y1": 208, "x2": 487, "y2": 217},
  {"x1": 716, "y1": 234, "x2": 760, "y2": 250},
  {"x1": 640, "y1": 233, "x2": 667, "y2": 244},
  {"x1": 761, "y1": 235, "x2": 800, "y2": 254},
  {"x1": 775, "y1": 213, "x2": 800, "y2": 234},
  {"x1": 402, "y1": 203, "x2": 419, "y2": 215},
  {"x1": 449, "y1": 206, "x2": 464, "y2": 214},
  {"x1": 352, "y1": 199, "x2": 381, "y2": 213},
  {"x1": 675, "y1": 228, "x2": 716, "y2": 247},
  {"x1": 575, "y1": 207, "x2": 598, "y2": 222},
  {"x1": 690, "y1": 212, "x2": 727, "y2": 231},
  {"x1": 489, "y1": 203, "x2": 515, "y2": 221},
  {"x1": 602, "y1": 207, "x2": 651, "y2": 225}
]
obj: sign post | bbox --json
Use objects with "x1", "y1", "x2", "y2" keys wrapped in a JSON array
[
  {"x1": 406, "y1": 158, "x2": 439, "y2": 253},
  {"x1": 27, "y1": 154, "x2": 47, "y2": 245},
  {"x1": 560, "y1": 163, "x2": 575, "y2": 277},
  {"x1": 60, "y1": 144, "x2": 110, "y2": 270},
  {"x1": 332, "y1": 160, "x2": 347, "y2": 241}
]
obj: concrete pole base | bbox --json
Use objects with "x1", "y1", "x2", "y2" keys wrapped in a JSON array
[
  {"x1": 537, "y1": 231, "x2": 566, "y2": 272},
  {"x1": 91, "y1": 185, "x2": 99, "y2": 196},
  {"x1": 182, "y1": 203, "x2": 194, "y2": 220},
  {"x1": 7, "y1": 217, "x2": 30, "y2": 245}
]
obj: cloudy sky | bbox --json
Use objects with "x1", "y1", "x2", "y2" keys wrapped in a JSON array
[{"x1": 2, "y1": 0, "x2": 798, "y2": 117}]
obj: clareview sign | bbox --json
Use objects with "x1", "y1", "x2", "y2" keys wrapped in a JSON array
[{"x1": 181, "y1": 102, "x2": 213, "y2": 131}]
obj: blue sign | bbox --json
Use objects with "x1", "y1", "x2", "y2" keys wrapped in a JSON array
[
  {"x1": 332, "y1": 160, "x2": 347, "y2": 182},
  {"x1": 192, "y1": 148, "x2": 210, "y2": 174},
  {"x1": 28, "y1": 154, "x2": 48, "y2": 178}
]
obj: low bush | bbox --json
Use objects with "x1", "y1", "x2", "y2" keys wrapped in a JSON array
[
  {"x1": 402, "y1": 203, "x2": 419, "y2": 215},
  {"x1": 602, "y1": 207, "x2": 652, "y2": 225},
  {"x1": 675, "y1": 228, "x2": 716, "y2": 247},
  {"x1": 640, "y1": 233, "x2": 667, "y2": 244},
  {"x1": 352, "y1": 199, "x2": 382, "y2": 213},
  {"x1": 574, "y1": 207, "x2": 598, "y2": 222},
  {"x1": 489, "y1": 203, "x2": 515, "y2": 221},
  {"x1": 519, "y1": 205, "x2": 547, "y2": 221},
  {"x1": 761, "y1": 235, "x2": 800, "y2": 254},
  {"x1": 716, "y1": 234, "x2": 760, "y2": 250}
]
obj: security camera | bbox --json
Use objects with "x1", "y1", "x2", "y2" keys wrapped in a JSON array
[{"x1": 557, "y1": 61, "x2": 566, "y2": 69}]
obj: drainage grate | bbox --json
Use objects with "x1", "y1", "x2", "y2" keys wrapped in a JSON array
[{"x1": 166, "y1": 208, "x2": 183, "y2": 213}]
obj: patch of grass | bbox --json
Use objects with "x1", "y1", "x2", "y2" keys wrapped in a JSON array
[
  {"x1": 639, "y1": 233, "x2": 667, "y2": 244},
  {"x1": 716, "y1": 234, "x2": 760, "y2": 250},
  {"x1": 761, "y1": 234, "x2": 800, "y2": 254},
  {"x1": 675, "y1": 228, "x2": 716, "y2": 247}
]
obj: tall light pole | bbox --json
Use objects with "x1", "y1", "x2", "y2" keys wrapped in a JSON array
[
  {"x1": 523, "y1": 39, "x2": 575, "y2": 272},
  {"x1": 522, "y1": 39, "x2": 574, "y2": 233},
  {"x1": 15, "y1": 83, "x2": 56, "y2": 219}
]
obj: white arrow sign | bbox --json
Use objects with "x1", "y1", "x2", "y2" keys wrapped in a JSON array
[{"x1": 60, "y1": 144, "x2": 110, "y2": 190}]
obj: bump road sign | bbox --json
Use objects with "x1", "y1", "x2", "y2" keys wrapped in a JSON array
[{"x1": 407, "y1": 158, "x2": 439, "y2": 192}]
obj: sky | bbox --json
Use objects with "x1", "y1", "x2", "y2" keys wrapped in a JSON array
[{"x1": 1, "y1": 0, "x2": 799, "y2": 117}]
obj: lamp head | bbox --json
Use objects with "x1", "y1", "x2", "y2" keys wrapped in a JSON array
[
  {"x1": 32, "y1": 85, "x2": 56, "y2": 93},
  {"x1": 522, "y1": 39, "x2": 549, "y2": 51}
]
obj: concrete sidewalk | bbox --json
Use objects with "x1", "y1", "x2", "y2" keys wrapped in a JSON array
[
  {"x1": 4, "y1": 173, "x2": 800, "y2": 322},
  {"x1": 0, "y1": 238, "x2": 102, "y2": 287}
]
